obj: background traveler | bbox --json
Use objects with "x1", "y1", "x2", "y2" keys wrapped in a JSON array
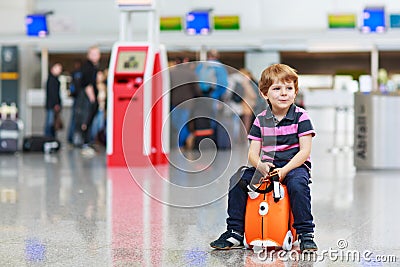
[{"x1": 44, "y1": 63, "x2": 63, "y2": 138}]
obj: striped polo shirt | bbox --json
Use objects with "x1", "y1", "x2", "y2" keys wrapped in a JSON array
[{"x1": 248, "y1": 104, "x2": 316, "y2": 168}]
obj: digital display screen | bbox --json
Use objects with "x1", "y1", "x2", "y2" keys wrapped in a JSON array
[
  {"x1": 185, "y1": 11, "x2": 210, "y2": 35},
  {"x1": 328, "y1": 14, "x2": 356, "y2": 29},
  {"x1": 390, "y1": 14, "x2": 400, "y2": 28},
  {"x1": 362, "y1": 7, "x2": 386, "y2": 33},
  {"x1": 160, "y1": 16, "x2": 182, "y2": 31},
  {"x1": 213, "y1": 15, "x2": 240, "y2": 30},
  {"x1": 116, "y1": 51, "x2": 147, "y2": 74},
  {"x1": 25, "y1": 14, "x2": 48, "y2": 37}
]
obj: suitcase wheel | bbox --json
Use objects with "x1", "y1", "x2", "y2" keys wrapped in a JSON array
[
  {"x1": 282, "y1": 230, "x2": 294, "y2": 251},
  {"x1": 243, "y1": 233, "x2": 250, "y2": 249}
]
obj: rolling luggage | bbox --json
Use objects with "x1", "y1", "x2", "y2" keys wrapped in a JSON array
[
  {"x1": 193, "y1": 118, "x2": 214, "y2": 150},
  {"x1": 0, "y1": 119, "x2": 19, "y2": 153},
  {"x1": 23, "y1": 135, "x2": 61, "y2": 153},
  {"x1": 243, "y1": 169, "x2": 296, "y2": 252},
  {"x1": 192, "y1": 97, "x2": 215, "y2": 150}
]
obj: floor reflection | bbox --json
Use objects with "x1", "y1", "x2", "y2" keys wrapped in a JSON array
[
  {"x1": 108, "y1": 166, "x2": 167, "y2": 266},
  {"x1": 0, "y1": 130, "x2": 399, "y2": 266}
]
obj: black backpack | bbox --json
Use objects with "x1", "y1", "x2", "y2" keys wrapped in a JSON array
[
  {"x1": 231, "y1": 81, "x2": 244, "y2": 103},
  {"x1": 69, "y1": 70, "x2": 83, "y2": 97}
]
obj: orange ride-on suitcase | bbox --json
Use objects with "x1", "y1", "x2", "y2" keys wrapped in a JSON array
[{"x1": 243, "y1": 169, "x2": 296, "y2": 252}]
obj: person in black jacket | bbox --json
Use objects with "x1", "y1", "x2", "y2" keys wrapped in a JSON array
[
  {"x1": 170, "y1": 57, "x2": 202, "y2": 149},
  {"x1": 77, "y1": 45, "x2": 101, "y2": 156},
  {"x1": 44, "y1": 63, "x2": 63, "y2": 138},
  {"x1": 67, "y1": 60, "x2": 83, "y2": 145}
]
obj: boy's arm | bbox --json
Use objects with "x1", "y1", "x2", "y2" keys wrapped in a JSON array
[
  {"x1": 277, "y1": 134, "x2": 312, "y2": 181},
  {"x1": 248, "y1": 140, "x2": 274, "y2": 176}
]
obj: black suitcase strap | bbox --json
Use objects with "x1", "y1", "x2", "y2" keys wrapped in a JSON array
[{"x1": 237, "y1": 166, "x2": 282, "y2": 202}]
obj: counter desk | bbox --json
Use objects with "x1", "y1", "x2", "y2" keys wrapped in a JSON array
[{"x1": 354, "y1": 92, "x2": 400, "y2": 170}]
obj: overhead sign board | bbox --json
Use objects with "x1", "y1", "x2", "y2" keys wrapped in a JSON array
[
  {"x1": 160, "y1": 17, "x2": 182, "y2": 31},
  {"x1": 328, "y1": 14, "x2": 357, "y2": 29},
  {"x1": 213, "y1": 15, "x2": 240, "y2": 30}
]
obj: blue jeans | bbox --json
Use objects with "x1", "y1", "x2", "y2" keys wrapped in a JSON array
[
  {"x1": 226, "y1": 162, "x2": 315, "y2": 235},
  {"x1": 67, "y1": 99, "x2": 77, "y2": 143},
  {"x1": 170, "y1": 107, "x2": 190, "y2": 148},
  {"x1": 91, "y1": 110, "x2": 105, "y2": 141},
  {"x1": 44, "y1": 109, "x2": 55, "y2": 137}
]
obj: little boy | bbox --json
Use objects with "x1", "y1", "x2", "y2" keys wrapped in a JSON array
[{"x1": 210, "y1": 64, "x2": 318, "y2": 252}]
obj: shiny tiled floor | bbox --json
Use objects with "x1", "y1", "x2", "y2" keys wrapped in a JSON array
[{"x1": 0, "y1": 129, "x2": 399, "y2": 266}]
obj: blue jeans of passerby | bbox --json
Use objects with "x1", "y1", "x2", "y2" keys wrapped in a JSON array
[
  {"x1": 91, "y1": 110, "x2": 105, "y2": 141},
  {"x1": 171, "y1": 107, "x2": 190, "y2": 148},
  {"x1": 44, "y1": 109, "x2": 55, "y2": 137},
  {"x1": 67, "y1": 99, "x2": 77, "y2": 143},
  {"x1": 226, "y1": 162, "x2": 315, "y2": 235}
]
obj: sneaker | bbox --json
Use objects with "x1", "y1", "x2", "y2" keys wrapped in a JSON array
[
  {"x1": 210, "y1": 230, "x2": 244, "y2": 250},
  {"x1": 299, "y1": 233, "x2": 318, "y2": 252},
  {"x1": 81, "y1": 146, "x2": 96, "y2": 157}
]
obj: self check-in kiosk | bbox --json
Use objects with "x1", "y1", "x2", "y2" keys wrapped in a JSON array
[{"x1": 107, "y1": 43, "x2": 169, "y2": 167}]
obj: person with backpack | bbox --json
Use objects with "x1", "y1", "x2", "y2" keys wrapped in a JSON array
[
  {"x1": 195, "y1": 50, "x2": 229, "y2": 148},
  {"x1": 44, "y1": 62, "x2": 63, "y2": 138},
  {"x1": 170, "y1": 57, "x2": 202, "y2": 150},
  {"x1": 67, "y1": 60, "x2": 82, "y2": 145},
  {"x1": 195, "y1": 49, "x2": 228, "y2": 100},
  {"x1": 225, "y1": 69, "x2": 257, "y2": 142},
  {"x1": 239, "y1": 68, "x2": 258, "y2": 134}
]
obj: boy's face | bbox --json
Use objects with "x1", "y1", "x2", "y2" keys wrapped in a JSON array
[{"x1": 263, "y1": 79, "x2": 297, "y2": 113}]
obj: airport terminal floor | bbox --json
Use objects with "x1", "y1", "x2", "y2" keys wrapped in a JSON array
[{"x1": 1, "y1": 127, "x2": 399, "y2": 266}]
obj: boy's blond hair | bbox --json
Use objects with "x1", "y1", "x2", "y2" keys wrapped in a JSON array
[{"x1": 258, "y1": 64, "x2": 298, "y2": 96}]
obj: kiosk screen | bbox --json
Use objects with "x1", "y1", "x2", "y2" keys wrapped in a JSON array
[
  {"x1": 116, "y1": 51, "x2": 147, "y2": 74},
  {"x1": 362, "y1": 7, "x2": 385, "y2": 33}
]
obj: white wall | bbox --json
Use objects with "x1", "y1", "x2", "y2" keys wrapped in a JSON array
[
  {"x1": 0, "y1": 1, "x2": 33, "y2": 34},
  {"x1": 35, "y1": 0, "x2": 120, "y2": 35}
]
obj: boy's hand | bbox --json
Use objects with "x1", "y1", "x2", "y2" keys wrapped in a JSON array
[
  {"x1": 274, "y1": 168, "x2": 288, "y2": 182},
  {"x1": 257, "y1": 162, "x2": 275, "y2": 177}
]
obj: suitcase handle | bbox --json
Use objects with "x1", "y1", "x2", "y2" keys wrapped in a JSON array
[
  {"x1": 236, "y1": 166, "x2": 282, "y2": 199},
  {"x1": 249, "y1": 182, "x2": 274, "y2": 194},
  {"x1": 248, "y1": 169, "x2": 281, "y2": 201}
]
